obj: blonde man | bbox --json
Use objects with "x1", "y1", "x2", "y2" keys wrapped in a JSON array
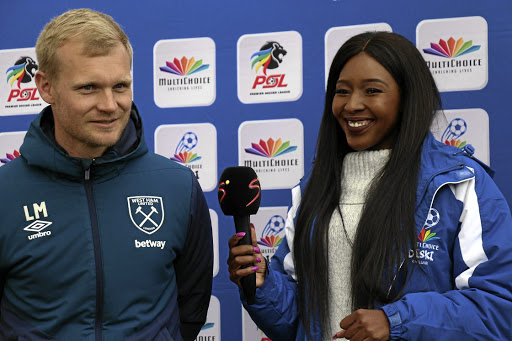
[{"x1": 0, "y1": 9, "x2": 213, "y2": 340}]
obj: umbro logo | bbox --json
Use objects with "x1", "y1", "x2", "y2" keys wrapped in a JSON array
[
  {"x1": 24, "y1": 220, "x2": 52, "y2": 240},
  {"x1": 23, "y1": 201, "x2": 53, "y2": 240},
  {"x1": 24, "y1": 220, "x2": 52, "y2": 232}
]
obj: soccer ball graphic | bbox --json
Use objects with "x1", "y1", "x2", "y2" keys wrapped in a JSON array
[
  {"x1": 424, "y1": 208, "x2": 440, "y2": 228},
  {"x1": 449, "y1": 118, "x2": 467, "y2": 139},
  {"x1": 262, "y1": 215, "x2": 285, "y2": 235},
  {"x1": 182, "y1": 132, "x2": 198, "y2": 150},
  {"x1": 269, "y1": 215, "x2": 285, "y2": 231}
]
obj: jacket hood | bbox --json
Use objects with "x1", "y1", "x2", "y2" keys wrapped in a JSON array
[
  {"x1": 19, "y1": 103, "x2": 148, "y2": 181},
  {"x1": 415, "y1": 132, "x2": 493, "y2": 209}
]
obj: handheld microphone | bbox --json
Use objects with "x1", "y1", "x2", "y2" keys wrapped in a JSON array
[{"x1": 218, "y1": 166, "x2": 261, "y2": 305}]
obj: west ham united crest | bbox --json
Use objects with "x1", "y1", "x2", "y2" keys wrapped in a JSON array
[{"x1": 127, "y1": 196, "x2": 165, "y2": 234}]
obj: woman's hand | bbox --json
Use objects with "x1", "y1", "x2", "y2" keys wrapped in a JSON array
[
  {"x1": 333, "y1": 309, "x2": 390, "y2": 341},
  {"x1": 227, "y1": 224, "x2": 266, "y2": 288}
]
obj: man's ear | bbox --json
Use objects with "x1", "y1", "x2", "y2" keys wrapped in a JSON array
[{"x1": 34, "y1": 70, "x2": 55, "y2": 104}]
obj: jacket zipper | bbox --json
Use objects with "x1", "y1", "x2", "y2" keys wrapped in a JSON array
[{"x1": 85, "y1": 168, "x2": 103, "y2": 340}]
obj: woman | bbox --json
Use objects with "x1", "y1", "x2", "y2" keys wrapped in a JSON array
[{"x1": 227, "y1": 32, "x2": 512, "y2": 341}]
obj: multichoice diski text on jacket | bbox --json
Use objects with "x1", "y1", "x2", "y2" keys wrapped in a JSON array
[
  {"x1": 243, "y1": 133, "x2": 512, "y2": 341},
  {"x1": 0, "y1": 104, "x2": 213, "y2": 340}
]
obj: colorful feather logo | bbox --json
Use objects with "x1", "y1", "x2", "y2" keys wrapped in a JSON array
[
  {"x1": 423, "y1": 37, "x2": 480, "y2": 58},
  {"x1": 1, "y1": 150, "x2": 20, "y2": 164},
  {"x1": 250, "y1": 47, "x2": 273, "y2": 75},
  {"x1": 418, "y1": 227, "x2": 440, "y2": 242},
  {"x1": 6, "y1": 63, "x2": 26, "y2": 88},
  {"x1": 160, "y1": 56, "x2": 209, "y2": 76},
  {"x1": 245, "y1": 138, "x2": 297, "y2": 158}
]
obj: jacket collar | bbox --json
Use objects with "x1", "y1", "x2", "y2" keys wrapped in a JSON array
[{"x1": 20, "y1": 103, "x2": 147, "y2": 181}]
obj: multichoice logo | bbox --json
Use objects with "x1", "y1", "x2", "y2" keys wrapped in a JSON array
[
  {"x1": 423, "y1": 37, "x2": 480, "y2": 58},
  {"x1": 5, "y1": 56, "x2": 40, "y2": 103},
  {"x1": 160, "y1": 56, "x2": 209, "y2": 76},
  {"x1": 1, "y1": 149, "x2": 20, "y2": 164},
  {"x1": 423, "y1": 37, "x2": 482, "y2": 75},
  {"x1": 441, "y1": 118, "x2": 468, "y2": 148},
  {"x1": 171, "y1": 132, "x2": 202, "y2": 179},
  {"x1": 250, "y1": 41, "x2": 288, "y2": 90},
  {"x1": 158, "y1": 56, "x2": 211, "y2": 90},
  {"x1": 410, "y1": 208, "x2": 441, "y2": 265},
  {"x1": 244, "y1": 137, "x2": 298, "y2": 172},
  {"x1": 154, "y1": 37, "x2": 216, "y2": 108},
  {"x1": 245, "y1": 137, "x2": 297, "y2": 157}
]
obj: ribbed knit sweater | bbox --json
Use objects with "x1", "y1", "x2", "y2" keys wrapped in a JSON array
[{"x1": 325, "y1": 149, "x2": 390, "y2": 340}]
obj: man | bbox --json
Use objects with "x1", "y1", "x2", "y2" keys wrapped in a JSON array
[{"x1": 0, "y1": 8, "x2": 213, "y2": 340}]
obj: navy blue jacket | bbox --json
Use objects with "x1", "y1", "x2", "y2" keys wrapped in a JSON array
[
  {"x1": 243, "y1": 133, "x2": 512, "y2": 340},
  {"x1": 0, "y1": 104, "x2": 213, "y2": 340}
]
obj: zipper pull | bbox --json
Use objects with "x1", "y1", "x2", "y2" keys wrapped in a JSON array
[{"x1": 84, "y1": 159, "x2": 95, "y2": 181}]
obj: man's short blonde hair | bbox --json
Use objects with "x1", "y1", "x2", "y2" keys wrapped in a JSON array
[{"x1": 35, "y1": 8, "x2": 133, "y2": 81}]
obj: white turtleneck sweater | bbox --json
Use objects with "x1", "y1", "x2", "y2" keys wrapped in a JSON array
[{"x1": 325, "y1": 149, "x2": 390, "y2": 340}]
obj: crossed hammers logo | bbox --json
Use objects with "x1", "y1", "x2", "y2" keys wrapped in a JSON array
[{"x1": 135, "y1": 205, "x2": 159, "y2": 227}]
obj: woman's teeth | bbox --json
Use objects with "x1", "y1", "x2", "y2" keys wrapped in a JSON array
[{"x1": 347, "y1": 120, "x2": 370, "y2": 128}]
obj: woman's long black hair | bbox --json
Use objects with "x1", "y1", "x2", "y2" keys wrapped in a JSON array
[{"x1": 292, "y1": 32, "x2": 441, "y2": 337}]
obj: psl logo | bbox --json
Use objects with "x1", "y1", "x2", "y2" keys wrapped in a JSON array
[
  {"x1": 127, "y1": 196, "x2": 165, "y2": 235},
  {"x1": 251, "y1": 41, "x2": 288, "y2": 89},
  {"x1": 5, "y1": 56, "x2": 40, "y2": 102}
]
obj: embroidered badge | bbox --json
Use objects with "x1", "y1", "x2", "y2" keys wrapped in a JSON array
[{"x1": 127, "y1": 196, "x2": 164, "y2": 235}]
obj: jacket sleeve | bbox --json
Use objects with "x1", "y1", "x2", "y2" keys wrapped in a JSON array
[
  {"x1": 241, "y1": 184, "x2": 305, "y2": 341},
  {"x1": 241, "y1": 236, "x2": 300, "y2": 341},
  {"x1": 174, "y1": 174, "x2": 213, "y2": 341},
  {"x1": 382, "y1": 168, "x2": 512, "y2": 340}
]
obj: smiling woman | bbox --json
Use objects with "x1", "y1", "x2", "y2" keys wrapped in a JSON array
[
  {"x1": 332, "y1": 53, "x2": 401, "y2": 151},
  {"x1": 227, "y1": 31, "x2": 512, "y2": 341}
]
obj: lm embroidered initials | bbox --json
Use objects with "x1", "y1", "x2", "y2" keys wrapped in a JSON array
[{"x1": 24, "y1": 201, "x2": 48, "y2": 221}]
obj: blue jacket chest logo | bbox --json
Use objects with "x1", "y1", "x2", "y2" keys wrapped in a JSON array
[
  {"x1": 127, "y1": 196, "x2": 165, "y2": 235},
  {"x1": 410, "y1": 207, "x2": 442, "y2": 265}
]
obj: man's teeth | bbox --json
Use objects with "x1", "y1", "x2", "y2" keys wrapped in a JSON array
[{"x1": 348, "y1": 120, "x2": 370, "y2": 128}]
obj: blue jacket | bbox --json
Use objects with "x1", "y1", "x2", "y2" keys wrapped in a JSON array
[
  {"x1": 0, "y1": 104, "x2": 213, "y2": 340},
  {"x1": 243, "y1": 133, "x2": 512, "y2": 340}
]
